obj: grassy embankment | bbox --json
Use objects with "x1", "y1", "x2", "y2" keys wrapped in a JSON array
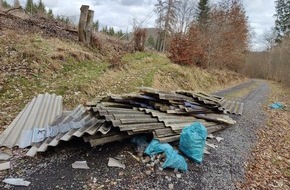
[{"x1": 0, "y1": 30, "x2": 244, "y2": 131}]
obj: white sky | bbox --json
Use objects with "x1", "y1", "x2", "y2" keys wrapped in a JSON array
[{"x1": 12, "y1": 0, "x2": 276, "y2": 51}]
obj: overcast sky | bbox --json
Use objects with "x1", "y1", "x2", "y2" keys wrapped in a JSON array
[{"x1": 13, "y1": 0, "x2": 275, "y2": 51}]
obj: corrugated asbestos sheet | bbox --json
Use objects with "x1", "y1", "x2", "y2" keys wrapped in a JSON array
[
  {"x1": 26, "y1": 105, "x2": 106, "y2": 157},
  {"x1": 0, "y1": 93, "x2": 62, "y2": 148},
  {"x1": 1, "y1": 87, "x2": 243, "y2": 156}
]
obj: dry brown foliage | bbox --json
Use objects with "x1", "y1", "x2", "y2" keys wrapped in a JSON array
[
  {"x1": 0, "y1": 11, "x2": 78, "y2": 41},
  {"x1": 169, "y1": 0, "x2": 249, "y2": 71},
  {"x1": 91, "y1": 32, "x2": 133, "y2": 68},
  {"x1": 133, "y1": 28, "x2": 147, "y2": 52},
  {"x1": 241, "y1": 83, "x2": 290, "y2": 189},
  {"x1": 169, "y1": 27, "x2": 205, "y2": 66},
  {"x1": 244, "y1": 37, "x2": 290, "y2": 87}
]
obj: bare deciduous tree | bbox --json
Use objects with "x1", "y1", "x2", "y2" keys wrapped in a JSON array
[
  {"x1": 14, "y1": 0, "x2": 20, "y2": 8},
  {"x1": 262, "y1": 28, "x2": 276, "y2": 50},
  {"x1": 175, "y1": 0, "x2": 196, "y2": 34},
  {"x1": 155, "y1": 0, "x2": 180, "y2": 51}
]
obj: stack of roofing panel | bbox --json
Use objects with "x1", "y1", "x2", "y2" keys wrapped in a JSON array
[
  {"x1": 0, "y1": 93, "x2": 62, "y2": 148},
  {"x1": 26, "y1": 105, "x2": 106, "y2": 157},
  {"x1": 0, "y1": 88, "x2": 243, "y2": 157},
  {"x1": 83, "y1": 87, "x2": 242, "y2": 146}
]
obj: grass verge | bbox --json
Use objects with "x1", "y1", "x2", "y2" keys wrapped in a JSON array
[{"x1": 0, "y1": 31, "x2": 244, "y2": 133}]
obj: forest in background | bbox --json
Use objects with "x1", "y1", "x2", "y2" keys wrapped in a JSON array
[
  {"x1": 244, "y1": 0, "x2": 290, "y2": 86},
  {"x1": 1, "y1": 0, "x2": 250, "y2": 72}
]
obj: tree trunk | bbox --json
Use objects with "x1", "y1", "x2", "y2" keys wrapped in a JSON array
[
  {"x1": 78, "y1": 5, "x2": 89, "y2": 43},
  {"x1": 85, "y1": 10, "x2": 94, "y2": 46},
  {"x1": 162, "y1": 0, "x2": 173, "y2": 52}
]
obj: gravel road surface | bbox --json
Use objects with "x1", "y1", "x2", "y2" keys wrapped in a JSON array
[{"x1": 0, "y1": 80, "x2": 270, "y2": 190}]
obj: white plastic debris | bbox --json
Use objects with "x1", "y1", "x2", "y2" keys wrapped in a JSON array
[
  {"x1": 207, "y1": 134, "x2": 214, "y2": 139},
  {"x1": 204, "y1": 148, "x2": 210, "y2": 155},
  {"x1": 0, "y1": 162, "x2": 10, "y2": 171},
  {"x1": 206, "y1": 142, "x2": 218, "y2": 149},
  {"x1": 108, "y1": 157, "x2": 125, "y2": 169},
  {"x1": 72, "y1": 161, "x2": 90, "y2": 169},
  {"x1": 2, "y1": 178, "x2": 31, "y2": 186},
  {"x1": 216, "y1": 137, "x2": 224, "y2": 142}
]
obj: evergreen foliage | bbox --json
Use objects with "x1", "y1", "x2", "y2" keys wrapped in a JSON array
[
  {"x1": 1, "y1": 0, "x2": 11, "y2": 8},
  {"x1": 274, "y1": 0, "x2": 290, "y2": 42},
  {"x1": 197, "y1": 0, "x2": 210, "y2": 28}
]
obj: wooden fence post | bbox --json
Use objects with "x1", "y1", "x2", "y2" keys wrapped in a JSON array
[{"x1": 78, "y1": 5, "x2": 89, "y2": 43}]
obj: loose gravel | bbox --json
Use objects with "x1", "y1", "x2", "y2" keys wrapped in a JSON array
[{"x1": 0, "y1": 80, "x2": 270, "y2": 190}]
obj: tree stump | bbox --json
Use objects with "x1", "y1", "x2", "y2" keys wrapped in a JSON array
[
  {"x1": 78, "y1": 5, "x2": 89, "y2": 43},
  {"x1": 85, "y1": 10, "x2": 94, "y2": 46}
]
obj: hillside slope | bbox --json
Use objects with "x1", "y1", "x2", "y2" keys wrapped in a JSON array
[{"x1": 0, "y1": 24, "x2": 245, "y2": 132}]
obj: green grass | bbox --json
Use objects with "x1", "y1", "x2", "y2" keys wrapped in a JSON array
[{"x1": 0, "y1": 32, "x2": 244, "y2": 130}]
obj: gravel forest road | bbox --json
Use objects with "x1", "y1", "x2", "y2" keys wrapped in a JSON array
[{"x1": 0, "y1": 79, "x2": 270, "y2": 190}]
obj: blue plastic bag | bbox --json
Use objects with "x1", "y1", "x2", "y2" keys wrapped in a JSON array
[
  {"x1": 145, "y1": 139, "x2": 188, "y2": 171},
  {"x1": 179, "y1": 122, "x2": 207, "y2": 163},
  {"x1": 270, "y1": 102, "x2": 284, "y2": 109}
]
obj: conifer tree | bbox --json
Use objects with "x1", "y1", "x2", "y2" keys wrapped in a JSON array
[
  {"x1": 197, "y1": 0, "x2": 210, "y2": 28},
  {"x1": 47, "y1": 8, "x2": 54, "y2": 18},
  {"x1": 147, "y1": 35, "x2": 155, "y2": 48},
  {"x1": 274, "y1": 0, "x2": 290, "y2": 42},
  {"x1": 37, "y1": 0, "x2": 46, "y2": 13},
  {"x1": 25, "y1": 0, "x2": 36, "y2": 14},
  {"x1": 1, "y1": 0, "x2": 11, "y2": 8},
  {"x1": 93, "y1": 20, "x2": 99, "y2": 31},
  {"x1": 108, "y1": 27, "x2": 115, "y2": 36}
]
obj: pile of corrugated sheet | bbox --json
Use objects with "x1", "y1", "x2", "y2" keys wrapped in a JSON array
[{"x1": 0, "y1": 87, "x2": 243, "y2": 157}]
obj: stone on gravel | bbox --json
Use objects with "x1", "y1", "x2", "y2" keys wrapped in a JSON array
[
  {"x1": 2, "y1": 178, "x2": 31, "y2": 186},
  {"x1": 108, "y1": 157, "x2": 125, "y2": 169},
  {"x1": 207, "y1": 134, "x2": 214, "y2": 139},
  {"x1": 176, "y1": 174, "x2": 182, "y2": 178},
  {"x1": 204, "y1": 148, "x2": 210, "y2": 155},
  {"x1": 168, "y1": 184, "x2": 174, "y2": 189},
  {"x1": 154, "y1": 159, "x2": 160, "y2": 165},
  {"x1": 206, "y1": 142, "x2": 218, "y2": 149},
  {"x1": 0, "y1": 162, "x2": 10, "y2": 171},
  {"x1": 145, "y1": 170, "x2": 151, "y2": 175},
  {"x1": 72, "y1": 161, "x2": 90, "y2": 169},
  {"x1": 142, "y1": 156, "x2": 151, "y2": 163},
  {"x1": 216, "y1": 137, "x2": 224, "y2": 142}
]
